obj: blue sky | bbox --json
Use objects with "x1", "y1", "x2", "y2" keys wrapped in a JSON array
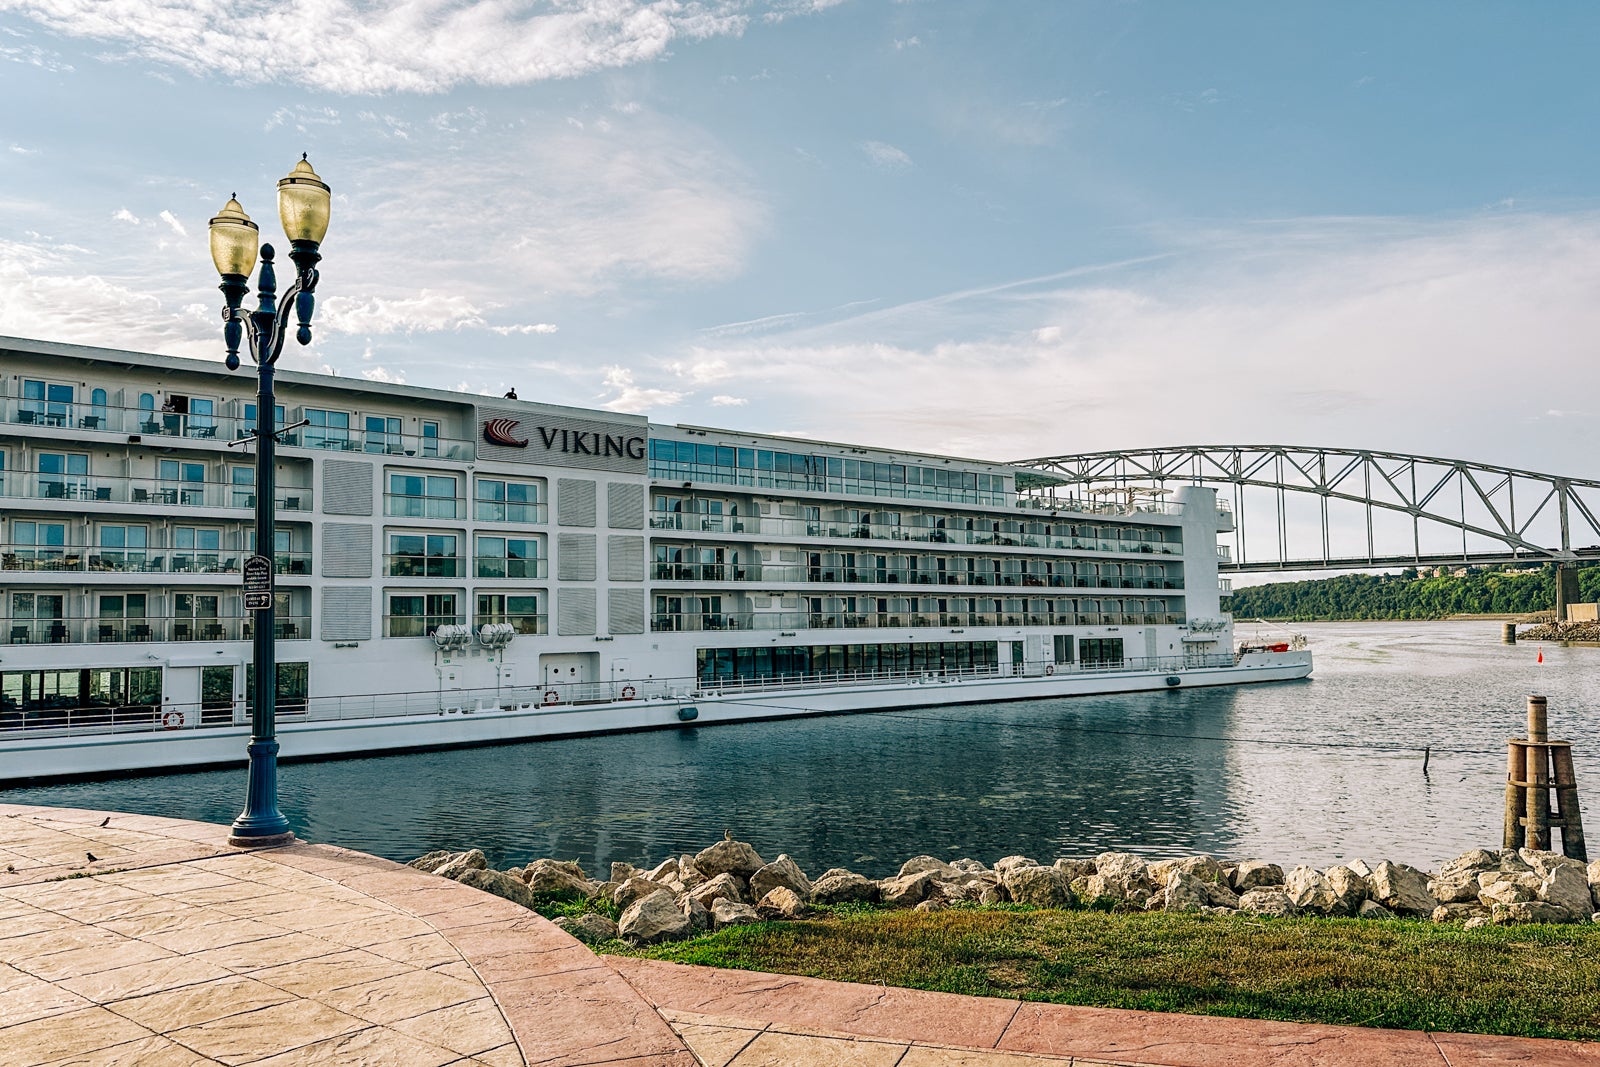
[{"x1": 3, "y1": 1, "x2": 1600, "y2": 471}]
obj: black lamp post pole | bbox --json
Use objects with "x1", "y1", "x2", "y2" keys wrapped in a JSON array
[
  {"x1": 227, "y1": 247, "x2": 295, "y2": 846},
  {"x1": 210, "y1": 160, "x2": 328, "y2": 849}
]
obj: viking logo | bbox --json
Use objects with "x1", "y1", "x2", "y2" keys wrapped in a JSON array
[{"x1": 483, "y1": 417, "x2": 529, "y2": 448}]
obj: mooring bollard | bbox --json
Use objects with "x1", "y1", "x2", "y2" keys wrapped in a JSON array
[
  {"x1": 1503, "y1": 694, "x2": 1588, "y2": 861},
  {"x1": 1502, "y1": 622, "x2": 1518, "y2": 644}
]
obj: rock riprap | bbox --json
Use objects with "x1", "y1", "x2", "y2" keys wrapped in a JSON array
[{"x1": 408, "y1": 839, "x2": 1600, "y2": 946}]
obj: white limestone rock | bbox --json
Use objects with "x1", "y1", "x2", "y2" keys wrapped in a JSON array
[
  {"x1": 610, "y1": 862, "x2": 642, "y2": 883},
  {"x1": 1204, "y1": 881, "x2": 1241, "y2": 909},
  {"x1": 995, "y1": 855, "x2": 1041, "y2": 875},
  {"x1": 1492, "y1": 901, "x2": 1574, "y2": 925},
  {"x1": 407, "y1": 850, "x2": 456, "y2": 873},
  {"x1": 756, "y1": 886, "x2": 810, "y2": 920},
  {"x1": 711, "y1": 898, "x2": 761, "y2": 928},
  {"x1": 432, "y1": 849, "x2": 489, "y2": 880},
  {"x1": 1478, "y1": 874, "x2": 1539, "y2": 906},
  {"x1": 751, "y1": 854, "x2": 814, "y2": 902},
  {"x1": 810, "y1": 871, "x2": 879, "y2": 905},
  {"x1": 1438, "y1": 849, "x2": 1499, "y2": 881},
  {"x1": 1322, "y1": 866, "x2": 1368, "y2": 917},
  {"x1": 678, "y1": 855, "x2": 708, "y2": 891},
  {"x1": 453, "y1": 868, "x2": 539, "y2": 911},
  {"x1": 1357, "y1": 900, "x2": 1397, "y2": 920},
  {"x1": 1538, "y1": 863, "x2": 1595, "y2": 919},
  {"x1": 1162, "y1": 871, "x2": 1212, "y2": 913},
  {"x1": 899, "y1": 856, "x2": 961, "y2": 879},
  {"x1": 1002, "y1": 865, "x2": 1073, "y2": 908},
  {"x1": 1231, "y1": 860, "x2": 1284, "y2": 892},
  {"x1": 681, "y1": 895, "x2": 712, "y2": 933},
  {"x1": 612, "y1": 876, "x2": 670, "y2": 912},
  {"x1": 879, "y1": 871, "x2": 938, "y2": 908},
  {"x1": 646, "y1": 857, "x2": 680, "y2": 884},
  {"x1": 688, "y1": 872, "x2": 747, "y2": 910},
  {"x1": 1431, "y1": 903, "x2": 1490, "y2": 923},
  {"x1": 695, "y1": 833, "x2": 766, "y2": 879},
  {"x1": 1238, "y1": 888, "x2": 1298, "y2": 918},
  {"x1": 618, "y1": 889, "x2": 692, "y2": 945},
  {"x1": 1052, "y1": 858, "x2": 1096, "y2": 882},
  {"x1": 1284, "y1": 866, "x2": 1337, "y2": 915},
  {"x1": 524, "y1": 862, "x2": 595, "y2": 901},
  {"x1": 1368, "y1": 861, "x2": 1437, "y2": 916},
  {"x1": 554, "y1": 912, "x2": 619, "y2": 944},
  {"x1": 1429, "y1": 873, "x2": 1482, "y2": 905}
]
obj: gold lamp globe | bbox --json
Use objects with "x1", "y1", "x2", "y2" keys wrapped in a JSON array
[
  {"x1": 208, "y1": 197, "x2": 259, "y2": 278},
  {"x1": 277, "y1": 155, "x2": 331, "y2": 244}
]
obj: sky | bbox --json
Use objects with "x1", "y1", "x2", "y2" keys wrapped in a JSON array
[{"x1": 3, "y1": 1, "x2": 1600, "y2": 475}]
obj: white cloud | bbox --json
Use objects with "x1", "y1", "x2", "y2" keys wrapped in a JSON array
[
  {"x1": 318, "y1": 290, "x2": 497, "y2": 334},
  {"x1": 112, "y1": 208, "x2": 140, "y2": 224},
  {"x1": 489, "y1": 323, "x2": 559, "y2": 335},
  {"x1": 359, "y1": 365, "x2": 405, "y2": 384},
  {"x1": 710, "y1": 394, "x2": 747, "y2": 406},
  {"x1": 9, "y1": 143, "x2": 37, "y2": 154},
  {"x1": 656, "y1": 213, "x2": 1600, "y2": 472},
  {"x1": 861, "y1": 140, "x2": 913, "y2": 168},
  {"x1": 157, "y1": 210, "x2": 187, "y2": 237},
  {"x1": 599, "y1": 365, "x2": 683, "y2": 412},
  {"x1": 0, "y1": 0, "x2": 848, "y2": 94},
  {"x1": 893, "y1": 36, "x2": 920, "y2": 50}
]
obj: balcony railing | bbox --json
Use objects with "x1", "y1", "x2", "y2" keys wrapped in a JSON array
[
  {"x1": 383, "y1": 554, "x2": 465, "y2": 578},
  {"x1": 647, "y1": 513, "x2": 1180, "y2": 555},
  {"x1": 650, "y1": 561, "x2": 1183, "y2": 589},
  {"x1": 0, "y1": 547, "x2": 311, "y2": 576},
  {"x1": 0, "y1": 474, "x2": 309, "y2": 512},
  {"x1": 383, "y1": 495, "x2": 463, "y2": 520},
  {"x1": 1, "y1": 615, "x2": 310, "y2": 645},
  {"x1": 1, "y1": 396, "x2": 476, "y2": 460},
  {"x1": 650, "y1": 610, "x2": 1186, "y2": 633},
  {"x1": 473, "y1": 501, "x2": 548, "y2": 524},
  {"x1": 472, "y1": 557, "x2": 547, "y2": 580}
]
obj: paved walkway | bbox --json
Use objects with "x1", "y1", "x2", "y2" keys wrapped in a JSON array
[{"x1": 2, "y1": 803, "x2": 1598, "y2": 1067}]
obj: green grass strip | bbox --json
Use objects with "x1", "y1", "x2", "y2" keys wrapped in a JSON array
[{"x1": 616, "y1": 906, "x2": 1600, "y2": 1040}]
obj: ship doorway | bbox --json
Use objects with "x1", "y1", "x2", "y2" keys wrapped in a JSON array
[
  {"x1": 541, "y1": 653, "x2": 600, "y2": 698},
  {"x1": 201, "y1": 665, "x2": 235, "y2": 725}
]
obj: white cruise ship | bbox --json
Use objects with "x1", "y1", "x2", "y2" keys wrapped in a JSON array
[{"x1": 0, "y1": 335, "x2": 1310, "y2": 783}]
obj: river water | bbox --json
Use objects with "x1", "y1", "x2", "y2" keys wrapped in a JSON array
[{"x1": 6, "y1": 621, "x2": 1597, "y2": 877}]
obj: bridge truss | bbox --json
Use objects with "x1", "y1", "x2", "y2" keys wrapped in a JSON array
[{"x1": 1014, "y1": 446, "x2": 1600, "y2": 572}]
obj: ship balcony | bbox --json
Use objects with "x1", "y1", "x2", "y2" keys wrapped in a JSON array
[
  {"x1": 0, "y1": 474, "x2": 310, "y2": 512},
  {"x1": 1, "y1": 615, "x2": 310, "y2": 645},
  {"x1": 472, "y1": 501, "x2": 547, "y2": 524},
  {"x1": 472, "y1": 557, "x2": 547, "y2": 580},
  {"x1": 649, "y1": 562, "x2": 1182, "y2": 590},
  {"x1": 0, "y1": 547, "x2": 311, "y2": 577},
  {"x1": 647, "y1": 513, "x2": 1179, "y2": 555},
  {"x1": 383, "y1": 554, "x2": 466, "y2": 578},
  {"x1": 650, "y1": 610, "x2": 1185, "y2": 633},
  {"x1": 1, "y1": 397, "x2": 476, "y2": 460}
]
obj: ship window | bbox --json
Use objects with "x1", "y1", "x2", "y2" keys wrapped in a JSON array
[
  {"x1": 304, "y1": 408, "x2": 352, "y2": 449},
  {"x1": 474, "y1": 477, "x2": 541, "y2": 523},
  {"x1": 246, "y1": 662, "x2": 308, "y2": 715},
  {"x1": 387, "y1": 472, "x2": 460, "y2": 519},
  {"x1": 475, "y1": 535, "x2": 540, "y2": 579},
  {"x1": 387, "y1": 532, "x2": 459, "y2": 577},
  {"x1": 476, "y1": 593, "x2": 542, "y2": 634},
  {"x1": 421, "y1": 421, "x2": 440, "y2": 457},
  {"x1": 386, "y1": 593, "x2": 459, "y2": 636},
  {"x1": 365, "y1": 416, "x2": 402, "y2": 454},
  {"x1": 1079, "y1": 638, "x2": 1124, "y2": 668}
]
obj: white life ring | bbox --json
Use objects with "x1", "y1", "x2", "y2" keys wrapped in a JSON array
[
  {"x1": 161, "y1": 710, "x2": 182, "y2": 730},
  {"x1": 543, "y1": 690, "x2": 560, "y2": 705},
  {"x1": 1044, "y1": 664, "x2": 1055, "y2": 676},
  {"x1": 621, "y1": 685, "x2": 637, "y2": 701}
]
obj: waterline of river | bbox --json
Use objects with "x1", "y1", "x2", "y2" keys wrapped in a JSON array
[{"x1": 6, "y1": 621, "x2": 1595, "y2": 878}]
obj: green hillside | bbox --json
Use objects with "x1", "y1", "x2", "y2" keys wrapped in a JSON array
[{"x1": 1225, "y1": 563, "x2": 1600, "y2": 622}]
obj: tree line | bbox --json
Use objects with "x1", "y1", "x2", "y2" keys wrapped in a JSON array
[{"x1": 1225, "y1": 564, "x2": 1600, "y2": 622}]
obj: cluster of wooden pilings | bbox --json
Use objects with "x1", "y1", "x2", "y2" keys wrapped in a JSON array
[{"x1": 1504, "y1": 695, "x2": 1588, "y2": 861}]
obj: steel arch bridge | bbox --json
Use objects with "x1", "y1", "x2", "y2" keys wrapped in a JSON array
[{"x1": 1012, "y1": 445, "x2": 1600, "y2": 573}]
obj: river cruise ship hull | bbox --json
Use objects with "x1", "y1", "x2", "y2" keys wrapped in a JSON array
[{"x1": 0, "y1": 336, "x2": 1311, "y2": 784}]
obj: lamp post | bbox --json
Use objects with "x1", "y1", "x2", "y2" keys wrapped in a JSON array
[{"x1": 209, "y1": 155, "x2": 331, "y2": 848}]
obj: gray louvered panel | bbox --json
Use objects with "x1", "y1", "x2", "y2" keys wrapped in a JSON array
[
  {"x1": 557, "y1": 478, "x2": 597, "y2": 527},
  {"x1": 607, "y1": 535, "x2": 645, "y2": 582},
  {"x1": 322, "y1": 459, "x2": 374, "y2": 515},
  {"x1": 320, "y1": 587, "x2": 373, "y2": 642},
  {"x1": 607, "y1": 482, "x2": 645, "y2": 529},
  {"x1": 557, "y1": 588, "x2": 597, "y2": 636},
  {"x1": 556, "y1": 533, "x2": 597, "y2": 581},
  {"x1": 321, "y1": 523, "x2": 373, "y2": 578},
  {"x1": 607, "y1": 588, "x2": 645, "y2": 634}
]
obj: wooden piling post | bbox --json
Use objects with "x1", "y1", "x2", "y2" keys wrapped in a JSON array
[
  {"x1": 1504, "y1": 694, "x2": 1588, "y2": 862},
  {"x1": 1526, "y1": 696, "x2": 1551, "y2": 850},
  {"x1": 1502, "y1": 622, "x2": 1518, "y2": 643}
]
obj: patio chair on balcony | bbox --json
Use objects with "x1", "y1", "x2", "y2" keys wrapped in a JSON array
[{"x1": 9, "y1": 626, "x2": 27, "y2": 644}]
